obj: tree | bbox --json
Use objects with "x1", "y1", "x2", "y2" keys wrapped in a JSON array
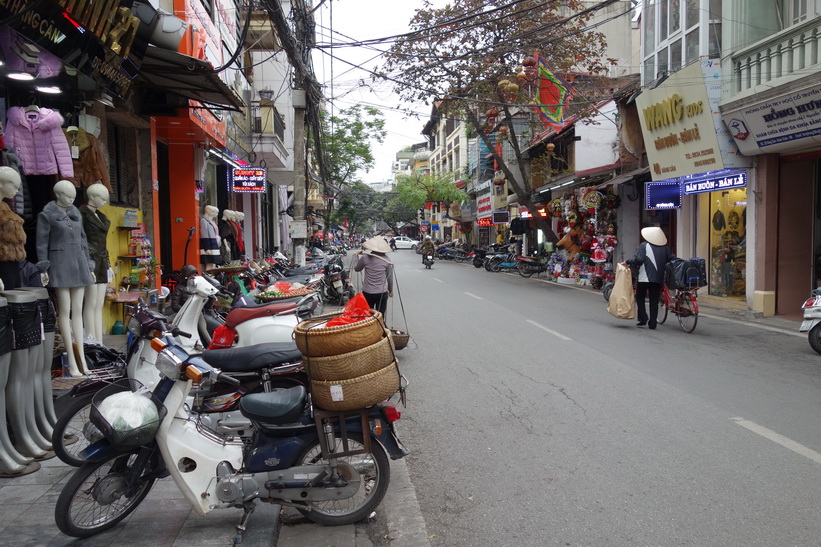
[
  {"x1": 392, "y1": 172, "x2": 468, "y2": 209},
  {"x1": 319, "y1": 105, "x2": 387, "y2": 229},
  {"x1": 379, "y1": 0, "x2": 618, "y2": 242},
  {"x1": 331, "y1": 182, "x2": 382, "y2": 236}
]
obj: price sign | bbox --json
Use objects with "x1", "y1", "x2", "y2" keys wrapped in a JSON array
[{"x1": 232, "y1": 168, "x2": 267, "y2": 193}]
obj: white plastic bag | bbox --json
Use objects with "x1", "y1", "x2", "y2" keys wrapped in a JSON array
[{"x1": 97, "y1": 390, "x2": 159, "y2": 432}]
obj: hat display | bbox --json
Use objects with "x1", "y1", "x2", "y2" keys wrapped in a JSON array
[
  {"x1": 641, "y1": 227, "x2": 667, "y2": 247},
  {"x1": 362, "y1": 236, "x2": 393, "y2": 254}
]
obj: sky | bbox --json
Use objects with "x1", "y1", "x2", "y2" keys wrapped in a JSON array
[{"x1": 311, "y1": 0, "x2": 445, "y2": 185}]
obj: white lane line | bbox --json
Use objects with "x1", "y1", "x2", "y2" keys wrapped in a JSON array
[
  {"x1": 701, "y1": 314, "x2": 803, "y2": 337},
  {"x1": 526, "y1": 319, "x2": 573, "y2": 341},
  {"x1": 432, "y1": 277, "x2": 444, "y2": 283},
  {"x1": 464, "y1": 292, "x2": 484, "y2": 300},
  {"x1": 731, "y1": 417, "x2": 821, "y2": 465}
]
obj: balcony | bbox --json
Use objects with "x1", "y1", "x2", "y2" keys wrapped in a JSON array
[
  {"x1": 727, "y1": 17, "x2": 821, "y2": 103},
  {"x1": 246, "y1": 4, "x2": 281, "y2": 51},
  {"x1": 251, "y1": 100, "x2": 288, "y2": 169}
]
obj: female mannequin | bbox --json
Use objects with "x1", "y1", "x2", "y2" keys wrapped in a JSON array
[
  {"x1": 80, "y1": 183, "x2": 111, "y2": 343},
  {"x1": 200, "y1": 205, "x2": 222, "y2": 270},
  {"x1": 0, "y1": 166, "x2": 26, "y2": 291},
  {"x1": 36, "y1": 180, "x2": 95, "y2": 377}
]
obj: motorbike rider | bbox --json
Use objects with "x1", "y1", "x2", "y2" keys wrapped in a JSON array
[
  {"x1": 169, "y1": 264, "x2": 199, "y2": 313},
  {"x1": 421, "y1": 235, "x2": 435, "y2": 263}
]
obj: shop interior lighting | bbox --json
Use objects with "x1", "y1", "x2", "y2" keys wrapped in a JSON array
[
  {"x1": 35, "y1": 85, "x2": 61, "y2": 94},
  {"x1": 7, "y1": 72, "x2": 35, "y2": 80},
  {"x1": 208, "y1": 148, "x2": 243, "y2": 169},
  {"x1": 96, "y1": 92, "x2": 114, "y2": 107}
]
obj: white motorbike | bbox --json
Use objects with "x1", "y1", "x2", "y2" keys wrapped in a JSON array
[
  {"x1": 54, "y1": 334, "x2": 407, "y2": 540},
  {"x1": 800, "y1": 288, "x2": 821, "y2": 353}
]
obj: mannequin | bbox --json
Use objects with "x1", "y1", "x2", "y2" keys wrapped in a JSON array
[
  {"x1": 0, "y1": 166, "x2": 26, "y2": 291},
  {"x1": 18, "y1": 287, "x2": 58, "y2": 429},
  {"x1": 219, "y1": 209, "x2": 234, "y2": 264},
  {"x1": 200, "y1": 205, "x2": 222, "y2": 270},
  {"x1": 80, "y1": 183, "x2": 111, "y2": 343},
  {"x1": 235, "y1": 211, "x2": 246, "y2": 259},
  {"x1": 0, "y1": 295, "x2": 39, "y2": 476},
  {"x1": 36, "y1": 180, "x2": 95, "y2": 377}
]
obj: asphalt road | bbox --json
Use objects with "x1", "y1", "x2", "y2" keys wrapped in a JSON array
[{"x1": 380, "y1": 250, "x2": 821, "y2": 546}]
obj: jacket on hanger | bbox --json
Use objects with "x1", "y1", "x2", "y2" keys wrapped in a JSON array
[
  {"x1": 0, "y1": 201, "x2": 26, "y2": 262},
  {"x1": 200, "y1": 216, "x2": 223, "y2": 265},
  {"x1": 64, "y1": 128, "x2": 112, "y2": 192},
  {"x1": 5, "y1": 107, "x2": 74, "y2": 177},
  {"x1": 35, "y1": 201, "x2": 95, "y2": 288}
]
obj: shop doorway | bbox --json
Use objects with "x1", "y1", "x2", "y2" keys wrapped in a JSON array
[{"x1": 777, "y1": 158, "x2": 814, "y2": 317}]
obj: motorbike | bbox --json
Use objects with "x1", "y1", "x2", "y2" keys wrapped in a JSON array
[
  {"x1": 800, "y1": 287, "x2": 821, "y2": 354},
  {"x1": 54, "y1": 333, "x2": 407, "y2": 540},
  {"x1": 486, "y1": 246, "x2": 520, "y2": 273},
  {"x1": 423, "y1": 251, "x2": 434, "y2": 269},
  {"x1": 516, "y1": 253, "x2": 550, "y2": 278},
  {"x1": 319, "y1": 256, "x2": 355, "y2": 304}
]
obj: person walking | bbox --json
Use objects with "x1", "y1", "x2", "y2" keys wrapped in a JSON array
[
  {"x1": 354, "y1": 236, "x2": 394, "y2": 316},
  {"x1": 624, "y1": 227, "x2": 675, "y2": 330}
]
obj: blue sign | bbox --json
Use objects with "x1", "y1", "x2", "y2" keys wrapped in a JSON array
[
  {"x1": 683, "y1": 171, "x2": 747, "y2": 195},
  {"x1": 646, "y1": 181, "x2": 682, "y2": 210}
]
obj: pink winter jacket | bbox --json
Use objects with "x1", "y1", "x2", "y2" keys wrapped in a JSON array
[{"x1": 5, "y1": 107, "x2": 74, "y2": 177}]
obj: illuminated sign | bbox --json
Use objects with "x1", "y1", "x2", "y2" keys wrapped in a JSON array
[
  {"x1": 646, "y1": 181, "x2": 682, "y2": 210},
  {"x1": 682, "y1": 171, "x2": 747, "y2": 195},
  {"x1": 492, "y1": 210, "x2": 510, "y2": 224},
  {"x1": 231, "y1": 168, "x2": 266, "y2": 193},
  {"x1": 477, "y1": 217, "x2": 492, "y2": 227}
]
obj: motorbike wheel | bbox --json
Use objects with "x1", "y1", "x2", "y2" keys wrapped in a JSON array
[
  {"x1": 518, "y1": 263, "x2": 534, "y2": 278},
  {"x1": 295, "y1": 432, "x2": 390, "y2": 525},
  {"x1": 52, "y1": 393, "x2": 98, "y2": 467},
  {"x1": 55, "y1": 451, "x2": 156, "y2": 538},
  {"x1": 601, "y1": 282, "x2": 614, "y2": 302},
  {"x1": 488, "y1": 256, "x2": 503, "y2": 273},
  {"x1": 809, "y1": 323, "x2": 821, "y2": 354},
  {"x1": 473, "y1": 258, "x2": 483, "y2": 268}
]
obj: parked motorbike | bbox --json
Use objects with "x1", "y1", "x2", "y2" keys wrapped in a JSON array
[
  {"x1": 800, "y1": 287, "x2": 821, "y2": 353},
  {"x1": 320, "y1": 257, "x2": 354, "y2": 304},
  {"x1": 54, "y1": 334, "x2": 407, "y2": 539},
  {"x1": 517, "y1": 253, "x2": 549, "y2": 278},
  {"x1": 423, "y1": 251, "x2": 434, "y2": 269},
  {"x1": 487, "y1": 247, "x2": 520, "y2": 273}
]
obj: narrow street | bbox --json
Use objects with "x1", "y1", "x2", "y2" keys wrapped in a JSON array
[{"x1": 384, "y1": 250, "x2": 821, "y2": 545}]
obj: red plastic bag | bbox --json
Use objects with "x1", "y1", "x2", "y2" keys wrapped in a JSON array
[
  {"x1": 209, "y1": 324, "x2": 236, "y2": 349},
  {"x1": 326, "y1": 293, "x2": 372, "y2": 327},
  {"x1": 273, "y1": 281, "x2": 292, "y2": 293}
]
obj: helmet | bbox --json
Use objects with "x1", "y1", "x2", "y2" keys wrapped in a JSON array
[
  {"x1": 180, "y1": 265, "x2": 198, "y2": 278},
  {"x1": 425, "y1": 235, "x2": 431, "y2": 240}
]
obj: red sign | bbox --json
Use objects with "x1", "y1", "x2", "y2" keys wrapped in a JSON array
[
  {"x1": 477, "y1": 217, "x2": 492, "y2": 227},
  {"x1": 420, "y1": 225, "x2": 429, "y2": 232}
]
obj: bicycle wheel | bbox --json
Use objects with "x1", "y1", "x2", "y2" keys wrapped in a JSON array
[{"x1": 677, "y1": 293, "x2": 698, "y2": 333}]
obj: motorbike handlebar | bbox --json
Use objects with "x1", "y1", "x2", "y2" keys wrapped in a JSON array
[
  {"x1": 217, "y1": 370, "x2": 241, "y2": 387},
  {"x1": 172, "y1": 328, "x2": 193, "y2": 339}
]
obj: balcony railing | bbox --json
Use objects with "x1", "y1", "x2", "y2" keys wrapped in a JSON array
[
  {"x1": 730, "y1": 17, "x2": 821, "y2": 99},
  {"x1": 251, "y1": 101, "x2": 285, "y2": 141}
]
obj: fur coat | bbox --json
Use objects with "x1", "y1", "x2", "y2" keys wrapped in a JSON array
[
  {"x1": 5, "y1": 107, "x2": 74, "y2": 177},
  {"x1": 36, "y1": 201, "x2": 95, "y2": 288},
  {"x1": 0, "y1": 201, "x2": 25, "y2": 262}
]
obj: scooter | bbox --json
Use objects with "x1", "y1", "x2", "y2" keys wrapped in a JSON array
[
  {"x1": 517, "y1": 253, "x2": 549, "y2": 278},
  {"x1": 423, "y1": 251, "x2": 434, "y2": 269},
  {"x1": 54, "y1": 334, "x2": 407, "y2": 540},
  {"x1": 800, "y1": 287, "x2": 821, "y2": 354}
]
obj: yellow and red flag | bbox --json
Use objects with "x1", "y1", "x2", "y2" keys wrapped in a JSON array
[{"x1": 534, "y1": 52, "x2": 572, "y2": 127}]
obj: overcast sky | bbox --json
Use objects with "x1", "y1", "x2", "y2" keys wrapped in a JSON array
[{"x1": 312, "y1": 0, "x2": 445, "y2": 185}]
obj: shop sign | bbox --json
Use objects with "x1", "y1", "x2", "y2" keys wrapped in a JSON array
[
  {"x1": 492, "y1": 210, "x2": 510, "y2": 224},
  {"x1": 0, "y1": 0, "x2": 144, "y2": 97},
  {"x1": 477, "y1": 217, "x2": 492, "y2": 227},
  {"x1": 477, "y1": 193, "x2": 492, "y2": 215},
  {"x1": 231, "y1": 168, "x2": 266, "y2": 193},
  {"x1": 645, "y1": 181, "x2": 682, "y2": 210},
  {"x1": 636, "y1": 62, "x2": 725, "y2": 181},
  {"x1": 721, "y1": 84, "x2": 821, "y2": 156},
  {"x1": 682, "y1": 170, "x2": 747, "y2": 195}
]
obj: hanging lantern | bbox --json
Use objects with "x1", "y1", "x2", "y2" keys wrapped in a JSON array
[
  {"x1": 485, "y1": 107, "x2": 499, "y2": 118},
  {"x1": 498, "y1": 79, "x2": 510, "y2": 89},
  {"x1": 516, "y1": 71, "x2": 528, "y2": 81},
  {"x1": 498, "y1": 125, "x2": 509, "y2": 137},
  {"x1": 505, "y1": 83, "x2": 519, "y2": 94},
  {"x1": 522, "y1": 56, "x2": 537, "y2": 68}
]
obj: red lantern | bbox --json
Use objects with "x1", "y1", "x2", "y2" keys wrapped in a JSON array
[{"x1": 522, "y1": 56, "x2": 537, "y2": 68}]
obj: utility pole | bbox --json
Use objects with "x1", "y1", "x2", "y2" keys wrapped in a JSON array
[{"x1": 291, "y1": 89, "x2": 308, "y2": 266}]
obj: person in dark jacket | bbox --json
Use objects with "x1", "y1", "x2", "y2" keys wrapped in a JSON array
[
  {"x1": 170, "y1": 265, "x2": 199, "y2": 313},
  {"x1": 625, "y1": 227, "x2": 675, "y2": 330}
]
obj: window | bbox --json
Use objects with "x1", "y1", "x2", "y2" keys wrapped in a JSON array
[
  {"x1": 670, "y1": 0, "x2": 681, "y2": 33},
  {"x1": 644, "y1": 0, "x2": 655, "y2": 50},
  {"x1": 670, "y1": 38, "x2": 682, "y2": 68},
  {"x1": 658, "y1": 46, "x2": 669, "y2": 77},
  {"x1": 709, "y1": 22, "x2": 721, "y2": 58},
  {"x1": 789, "y1": 0, "x2": 808, "y2": 25},
  {"x1": 685, "y1": 29, "x2": 699, "y2": 62},
  {"x1": 685, "y1": 0, "x2": 698, "y2": 28},
  {"x1": 659, "y1": 0, "x2": 669, "y2": 40}
]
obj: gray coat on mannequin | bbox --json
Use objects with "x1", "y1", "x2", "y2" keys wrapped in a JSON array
[{"x1": 36, "y1": 201, "x2": 95, "y2": 288}]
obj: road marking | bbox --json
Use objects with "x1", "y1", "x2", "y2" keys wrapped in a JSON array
[
  {"x1": 526, "y1": 319, "x2": 572, "y2": 341},
  {"x1": 731, "y1": 417, "x2": 821, "y2": 465},
  {"x1": 701, "y1": 313, "x2": 802, "y2": 337},
  {"x1": 464, "y1": 292, "x2": 483, "y2": 300},
  {"x1": 432, "y1": 277, "x2": 444, "y2": 283}
]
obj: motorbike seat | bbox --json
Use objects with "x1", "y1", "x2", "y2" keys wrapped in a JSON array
[
  {"x1": 225, "y1": 301, "x2": 297, "y2": 328},
  {"x1": 202, "y1": 342, "x2": 302, "y2": 371},
  {"x1": 285, "y1": 266, "x2": 318, "y2": 275},
  {"x1": 240, "y1": 386, "x2": 307, "y2": 424}
]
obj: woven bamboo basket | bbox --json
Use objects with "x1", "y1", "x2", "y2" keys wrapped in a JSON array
[
  {"x1": 310, "y1": 361, "x2": 400, "y2": 411},
  {"x1": 294, "y1": 310, "x2": 385, "y2": 357},
  {"x1": 304, "y1": 334, "x2": 395, "y2": 381},
  {"x1": 389, "y1": 329, "x2": 410, "y2": 351}
]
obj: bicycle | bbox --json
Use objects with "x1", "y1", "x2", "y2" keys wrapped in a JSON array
[{"x1": 658, "y1": 282, "x2": 699, "y2": 333}]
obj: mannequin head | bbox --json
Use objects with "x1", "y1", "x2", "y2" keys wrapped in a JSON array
[
  {"x1": 0, "y1": 166, "x2": 21, "y2": 200},
  {"x1": 86, "y1": 183, "x2": 109, "y2": 209},
  {"x1": 237, "y1": 212, "x2": 245, "y2": 222},
  {"x1": 204, "y1": 205, "x2": 218, "y2": 220},
  {"x1": 54, "y1": 180, "x2": 76, "y2": 208},
  {"x1": 222, "y1": 209, "x2": 231, "y2": 221}
]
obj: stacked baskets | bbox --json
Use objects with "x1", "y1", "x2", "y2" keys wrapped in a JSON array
[{"x1": 295, "y1": 310, "x2": 400, "y2": 411}]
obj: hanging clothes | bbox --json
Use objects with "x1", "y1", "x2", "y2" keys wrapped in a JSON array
[
  {"x1": 5, "y1": 107, "x2": 74, "y2": 177},
  {"x1": 63, "y1": 127, "x2": 112, "y2": 192},
  {"x1": 712, "y1": 209, "x2": 726, "y2": 231},
  {"x1": 200, "y1": 215, "x2": 223, "y2": 265}
]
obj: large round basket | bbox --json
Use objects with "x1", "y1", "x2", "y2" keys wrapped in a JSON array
[
  {"x1": 389, "y1": 329, "x2": 410, "y2": 351},
  {"x1": 304, "y1": 334, "x2": 395, "y2": 381},
  {"x1": 310, "y1": 361, "x2": 400, "y2": 411},
  {"x1": 295, "y1": 310, "x2": 385, "y2": 357}
]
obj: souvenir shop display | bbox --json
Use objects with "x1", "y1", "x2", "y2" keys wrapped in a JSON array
[{"x1": 708, "y1": 190, "x2": 746, "y2": 298}]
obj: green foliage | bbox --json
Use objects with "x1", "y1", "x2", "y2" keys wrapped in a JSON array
[{"x1": 392, "y1": 172, "x2": 468, "y2": 210}]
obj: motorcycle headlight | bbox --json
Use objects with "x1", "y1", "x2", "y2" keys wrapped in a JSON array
[
  {"x1": 127, "y1": 314, "x2": 141, "y2": 336},
  {"x1": 154, "y1": 348, "x2": 184, "y2": 379}
]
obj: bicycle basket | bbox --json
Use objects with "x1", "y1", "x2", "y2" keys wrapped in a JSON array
[{"x1": 89, "y1": 378, "x2": 166, "y2": 449}]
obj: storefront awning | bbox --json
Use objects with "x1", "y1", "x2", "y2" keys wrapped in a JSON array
[
  {"x1": 596, "y1": 166, "x2": 650, "y2": 189},
  {"x1": 137, "y1": 46, "x2": 245, "y2": 111}
]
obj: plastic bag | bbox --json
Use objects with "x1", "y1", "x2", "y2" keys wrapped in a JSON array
[
  {"x1": 326, "y1": 292, "x2": 372, "y2": 327},
  {"x1": 274, "y1": 281, "x2": 292, "y2": 293},
  {"x1": 607, "y1": 263, "x2": 636, "y2": 319},
  {"x1": 209, "y1": 324, "x2": 236, "y2": 349},
  {"x1": 97, "y1": 390, "x2": 158, "y2": 432}
]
